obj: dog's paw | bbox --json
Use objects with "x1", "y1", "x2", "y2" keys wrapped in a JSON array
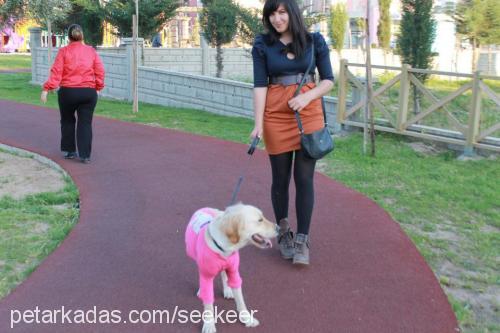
[
  {"x1": 223, "y1": 287, "x2": 234, "y2": 299},
  {"x1": 239, "y1": 311, "x2": 259, "y2": 328},
  {"x1": 202, "y1": 321, "x2": 216, "y2": 333}
]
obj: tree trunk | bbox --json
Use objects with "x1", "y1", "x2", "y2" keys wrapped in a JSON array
[
  {"x1": 216, "y1": 43, "x2": 223, "y2": 78},
  {"x1": 347, "y1": 22, "x2": 352, "y2": 49},
  {"x1": 487, "y1": 45, "x2": 492, "y2": 75},
  {"x1": 472, "y1": 39, "x2": 479, "y2": 72},
  {"x1": 413, "y1": 84, "x2": 421, "y2": 116},
  {"x1": 365, "y1": 14, "x2": 375, "y2": 157},
  {"x1": 383, "y1": 50, "x2": 388, "y2": 72},
  {"x1": 47, "y1": 19, "x2": 52, "y2": 65}
]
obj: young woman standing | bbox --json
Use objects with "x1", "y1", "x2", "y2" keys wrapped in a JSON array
[{"x1": 251, "y1": 0, "x2": 334, "y2": 265}]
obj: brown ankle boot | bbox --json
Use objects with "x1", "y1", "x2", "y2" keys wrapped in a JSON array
[
  {"x1": 277, "y1": 218, "x2": 294, "y2": 259},
  {"x1": 293, "y1": 233, "x2": 310, "y2": 265}
]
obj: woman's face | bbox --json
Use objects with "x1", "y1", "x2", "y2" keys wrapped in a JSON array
[{"x1": 269, "y1": 4, "x2": 289, "y2": 34}]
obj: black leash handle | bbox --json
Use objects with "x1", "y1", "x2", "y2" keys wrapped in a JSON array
[
  {"x1": 229, "y1": 136, "x2": 260, "y2": 206},
  {"x1": 247, "y1": 136, "x2": 260, "y2": 155}
]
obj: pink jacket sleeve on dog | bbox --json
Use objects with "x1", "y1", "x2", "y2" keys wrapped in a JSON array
[{"x1": 185, "y1": 208, "x2": 242, "y2": 304}]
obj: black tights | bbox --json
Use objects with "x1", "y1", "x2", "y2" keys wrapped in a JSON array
[{"x1": 269, "y1": 150, "x2": 316, "y2": 235}]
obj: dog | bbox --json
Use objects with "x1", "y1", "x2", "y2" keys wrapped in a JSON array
[{"x1": 185, "y1": 203, "x2": 278, "y2": 333}]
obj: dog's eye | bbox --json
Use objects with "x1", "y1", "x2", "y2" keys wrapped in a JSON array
[{"x1": 258, "y1": 218, "x2": 263, "y2": 222}]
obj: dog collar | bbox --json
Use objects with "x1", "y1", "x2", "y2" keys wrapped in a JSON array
[{"x1": 207, "y1": 227, "x2": 228, "y2": 254}]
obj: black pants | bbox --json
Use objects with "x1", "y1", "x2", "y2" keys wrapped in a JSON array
[
  {"x1": 269, "y1": 150, "x2": 317, "y2": 235},
  {"x1": 57, "y1": 87, "x2": 97, "y2": 159}
]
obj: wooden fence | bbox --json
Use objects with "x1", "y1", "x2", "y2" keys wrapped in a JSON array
[{"x1": 337, "y1": 60, "x2": 500, "y2": 153}]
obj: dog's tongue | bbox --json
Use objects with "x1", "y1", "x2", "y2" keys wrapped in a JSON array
[{"x1": 252, "y1": 234, "x2": 273, "y2": 248}]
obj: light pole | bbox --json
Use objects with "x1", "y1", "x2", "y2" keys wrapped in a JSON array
[
  {"x1": 364, "y1": 0, "x2": 375, "y2": 156},
  {"x1": 132, "y1": 0, "x2": 139, "y2": 112}
]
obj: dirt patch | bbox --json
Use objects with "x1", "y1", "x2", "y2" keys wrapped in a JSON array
[
  {"x1": 382, "y1": 197, "x2": 397, "y2": 205},
  {"x1": 0, "y1": 151, "x2": 65, "y2": 199},
  {"x1": 145, "y1": 122, "x2": 163, "y2": 127},
  {"x1": 32, "y1": 222, "x2": 50, "y2": 234},
  {"x1": 444, "y1": 284, "x2": 500, "y2": 327},
  {"x1": 407, "y1": 142, "x2": 445, "y2": 156},
  {"x1": 315, "y1": 160, "x2": 329, "y2": 173}
]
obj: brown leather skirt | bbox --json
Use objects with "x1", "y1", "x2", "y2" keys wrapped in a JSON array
[{"x1": 263, "y1": 83, "x2": 324, "y2": 155}]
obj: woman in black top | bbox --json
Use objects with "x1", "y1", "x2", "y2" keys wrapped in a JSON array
[{"x1": 251, "y1": 0, "x2": 334, "y2": 265}]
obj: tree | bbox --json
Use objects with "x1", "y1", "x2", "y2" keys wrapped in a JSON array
[
  {"x1": 329, "y1": 3, "x2": 348, "y2": 56},
  {"x1": 396, "y1": 0, "x2": 436, "y2": 114},
  {"x1": 377, "y1": 0, "x2": 391, "y2": 65},
  {"x1": 0, "y1": 0, "x2": 72, "y2": 44},
  {"x1": 52, "y1": 0, "x2": 105, "y2": 47},
  {"x1": 0, "y1": 0, "x2": 25, "y2": 24},
  {"x1": 200, "y1": 0, "x2": 239, "y2": 78},
  {"x1": 454, "y1": 0, "x2": 500, "y2": 71},
  {"x1": 235, "y1": 5, "x2": 263, "y2": 47},
  {"x1": 482, "y1": 0, "x2": 500, "y2": 45},
  {"x1": 103, "y1": 0, "x2": 179, "y2": 40},
  {"x1": 455, "y1": 0, "x2": 485, "y2": 72},
  {"x1": 232, "y1": 1, "x2": 327, "y2": 48}
]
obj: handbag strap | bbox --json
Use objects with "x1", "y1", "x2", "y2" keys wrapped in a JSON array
[{"x1": 292, "y1": 37, "x2": 328, "y2": 134}]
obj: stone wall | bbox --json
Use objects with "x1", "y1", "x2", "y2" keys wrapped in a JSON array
[
  {"x1": 30, "y1": 45, "x2": 128, "y2": 101},
  {"x1": 28, "y1": 28, "x2": 340, "y2": 132}
]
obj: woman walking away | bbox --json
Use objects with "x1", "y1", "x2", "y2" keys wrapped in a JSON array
[
  {"x1": 251, "y1": 0, "x2": 334, "y2": 265},
  {"x1": 41, "y1": 24, "x2": 105, "y2": 164}
]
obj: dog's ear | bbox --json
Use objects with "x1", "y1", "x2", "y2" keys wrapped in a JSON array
[{"x1": 224, "y1": 216, "x2": 241, "y2": 244}]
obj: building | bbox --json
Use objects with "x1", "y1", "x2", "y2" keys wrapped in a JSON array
[
  {"x1": 0, "y1": 18, "x2": 36, "y2": 53},
  {"x1": 161, "y1": 0, "x2": 201, "y2": 47},
  {"x1": 233, "y1": 0, "x2": 262, "y2": 8}
]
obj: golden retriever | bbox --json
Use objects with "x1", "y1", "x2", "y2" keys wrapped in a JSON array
[{"x1": 185, "y1": 203, "x2": 278, "y2": 333}]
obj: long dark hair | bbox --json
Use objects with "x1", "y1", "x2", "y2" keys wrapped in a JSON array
[{"x1": 262, "y1": 0, "x2": 310, "y2": 59}]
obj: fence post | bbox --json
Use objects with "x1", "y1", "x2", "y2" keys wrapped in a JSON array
[
  {"x1": 464, "y1": 71, "x2": 482, "y2": 156},
  {"x1": 28, "y1": 27, "x2": 42, "y2": 85},
  {"x1": 397, "y1": 64, "x2": 410, "y2": 132},
  {"x1": 122, "y1": 37, "x2": 144, "y2": 102},
  {"x1": 337, "y1": 59, "x2": 347, "y2": 124}
]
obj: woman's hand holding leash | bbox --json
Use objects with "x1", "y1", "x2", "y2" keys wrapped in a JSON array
[
  {"x1": 250, "y1": 126, "x2": 263, "y2": 141},
  {"x1": 247, "y1": 136, "x2": 260, "y2": 155},
  {"x1": 40, "y1": 91, "x2": 48, "y2": 104}
]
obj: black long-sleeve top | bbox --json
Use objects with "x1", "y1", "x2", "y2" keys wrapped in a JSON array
[{"x1": 251, "y1": 32, "x2": 334, "y2": 88}]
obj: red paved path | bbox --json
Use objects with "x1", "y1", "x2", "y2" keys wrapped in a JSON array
[{"x1": 0, "y1": 100, "x2": 459, "y2": 332}]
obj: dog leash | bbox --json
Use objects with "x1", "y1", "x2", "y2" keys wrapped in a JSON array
[{"x1": 229, "y1": 136, "x2": 260, "y2": 206}]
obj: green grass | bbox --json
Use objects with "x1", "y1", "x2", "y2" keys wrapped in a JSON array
[
  {"x1": 0, "y1": 55, "x2": 31, "y2": 71},
  {"x1": 1, "y1": 72, "x2": 499, "y2": 332},
  {"x1": 0, "y1": 149, "x2": 79, "y2": 299}
]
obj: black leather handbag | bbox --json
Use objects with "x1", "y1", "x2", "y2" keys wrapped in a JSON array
[{"x1": 293, "y1": 38, "x2": 334, "y2": 160}]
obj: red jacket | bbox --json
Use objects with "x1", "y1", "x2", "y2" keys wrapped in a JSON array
[{"x1": 43, "y1": 41, "x2": 105, "y2": 91}]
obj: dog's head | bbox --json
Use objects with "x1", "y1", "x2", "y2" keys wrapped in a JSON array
[{"x1": 219, "y1": 203, "x2": 278, "y2": 250}]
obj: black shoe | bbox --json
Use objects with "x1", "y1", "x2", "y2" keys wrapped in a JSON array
[
  {"x1": 63, "y1": 152, "x2": 77, "y2": 159},
  {"x1": 80, "y1": 158, "x2": 91, "y2": 164}
]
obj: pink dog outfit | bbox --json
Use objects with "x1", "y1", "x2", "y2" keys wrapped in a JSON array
[{"x1": 185, "y1": 208, "x2": 242, "y2": 304}]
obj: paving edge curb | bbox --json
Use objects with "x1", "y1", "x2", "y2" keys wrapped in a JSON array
[{"x1": 0, "y1": 143, "x2": 69, "y2": 179}]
